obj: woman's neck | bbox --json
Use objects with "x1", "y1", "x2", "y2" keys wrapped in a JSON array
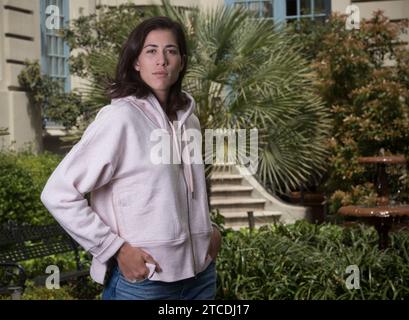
[
  {"x1": 151, "y1": 91, "x2": 176, "y2": 121},
  {"x1": 155, "y1": 91, "x2": 168, "y2": 107}
]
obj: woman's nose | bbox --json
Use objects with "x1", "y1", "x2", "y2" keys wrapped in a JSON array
[{"x1": 156, "y1": 52, "x2": 168, "y2": 66}]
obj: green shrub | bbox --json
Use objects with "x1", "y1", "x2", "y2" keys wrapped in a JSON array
[
  {"x1": 0, "y1": 154, "x2": 38, "y2": 224},
  {"x1": 215, "y1": 221, "x2": 409, "y2": 299},
  {"x1": 18, "y1": 60, "x2": 85, "y2": 129},
  {"x1": 0, "y1": 150, "x2": 104, "y2": 300},
  {"x1": 288, "y1": 12, "x2": 409, "y2": 207},
  {"x1": 19, "y1": 251, "x2": 102, "y2": 300},
  {"x1": 4, "y1": 220, "x2": 409, "y2": 300},
  {"x1": 72, "y1": 276, "x2": 102, "y2": 300},
  {"x1": 0, "y1": 282, "x2": 76, "y2": 300},
  {"x1": 0, "y1": 151, "x2": 62, "y2": 225},
  {"x1": 327, "y1": 183, "x2": 378, "y2": 215},
  {"x1": 0, "y1": 278, "x2": 101, "y2": 300},
  {"x1": 21, "y1": 282, "x2": 76, "y2": 300},
  {"x1": 0, "y1": 251, "x2": 101, "y2": 300}
]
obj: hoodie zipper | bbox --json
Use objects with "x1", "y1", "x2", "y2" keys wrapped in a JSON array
[
  {"x1": 169, "y1": 120, "x2": 198, "y2": 277},
  {"x1": 184, "y1": 171, "x2": 198, "y2": 277},
  {"x1": 143, "y1": 92, "x2": 198, "y2": 277}
]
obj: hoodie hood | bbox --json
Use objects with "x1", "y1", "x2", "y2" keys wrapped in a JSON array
[
  {"x1": 111, "y1": 91, "x2": 196, "y2": 198},
  {"x1": 112, "y1": 91, "x2": 195, "y2": 129}
]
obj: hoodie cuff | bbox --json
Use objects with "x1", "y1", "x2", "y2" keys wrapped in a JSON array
[{"x1": 93, "y1": 233, "x2": 126, "y2": 264}]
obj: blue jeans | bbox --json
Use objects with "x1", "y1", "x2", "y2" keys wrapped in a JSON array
[{"x1": 102, "y1": 261, "x2": 217, "y2": 300}]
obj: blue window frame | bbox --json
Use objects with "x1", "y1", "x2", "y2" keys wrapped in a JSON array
[
  {"x1": 226, "y1": 0, "x2": 331, "y2": 24},
  {"x1": 230, "y1": 0, "x2": 275, "y2": 19},
  {"x1": 40, "y1": 0, "x2": 70, "y2": 93},
  {"x1": 282, "y1": 0, "x2": 331, "y2": 24}
]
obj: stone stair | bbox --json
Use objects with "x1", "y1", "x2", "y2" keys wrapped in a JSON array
[{"x1": 209, "y1": 164, "x2": 310, "y2": 230}]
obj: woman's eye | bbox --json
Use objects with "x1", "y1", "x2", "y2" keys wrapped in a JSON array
[
  {"x1": 167, "y1": 49, "x2": 178, "y2": 55},
  {"x1": 147, "y1": 49, "x2": 156, "y2": 54}
]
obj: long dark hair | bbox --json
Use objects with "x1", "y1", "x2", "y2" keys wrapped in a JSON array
[{"x1": 107, "y1": 16, "x2": 189, "y2": 115}]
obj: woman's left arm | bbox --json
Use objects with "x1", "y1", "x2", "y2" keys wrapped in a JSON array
[{"x1": 207, "y1": 224, "x2": 222, "y2": 261}]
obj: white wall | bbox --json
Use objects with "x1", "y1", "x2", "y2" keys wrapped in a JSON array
[{"x1": 0, "y1": 0, "x2": 43, "y2": 152}]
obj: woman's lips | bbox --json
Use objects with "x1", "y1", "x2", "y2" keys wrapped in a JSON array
[{"x1": 153, "y1": 72, "x2": 168, "y2": 77}]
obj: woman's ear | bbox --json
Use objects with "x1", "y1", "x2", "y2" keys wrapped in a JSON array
[{"x1": 134, "y1": 61, "x2": 140, "y2": 71}]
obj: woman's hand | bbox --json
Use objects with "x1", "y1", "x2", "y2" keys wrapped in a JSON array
[
  {"x1": 207, "y1": 225, "x2": 222, "y2": 261},
  {"x1": 115, "y1": 242, "x2": 162, "y2": 282}
]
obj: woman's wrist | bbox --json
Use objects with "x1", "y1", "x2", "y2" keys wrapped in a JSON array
[{"x1": 211, "y1": 222, "x2": 221, "y2": 232}]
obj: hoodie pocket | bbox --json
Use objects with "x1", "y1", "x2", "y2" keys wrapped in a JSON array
[{"x1": 113, "y1": 187, "x2": 178, "y2": 244}]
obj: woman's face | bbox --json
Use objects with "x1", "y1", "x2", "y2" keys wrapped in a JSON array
[{"x1": 134, "y1": 29, "x2": 184, "y2": 102}]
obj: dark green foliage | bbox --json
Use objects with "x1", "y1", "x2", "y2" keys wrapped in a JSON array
[
  {"x1": 289, "y1": 11, "x2": 409, "y2": 209},
  {"x1": 216, "y1": 221, "x2": 409, "y2": 299},
  {"x1": 0, "y1": 151, "x2": 62, "y2": 225},
  {"x1": 18, "y1": 60, "x2": 85, "y2": 128}
]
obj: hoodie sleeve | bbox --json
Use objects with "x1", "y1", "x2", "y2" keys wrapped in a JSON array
[{"x1": 41, "y1": 105, "x2": 126, "y2": 264}]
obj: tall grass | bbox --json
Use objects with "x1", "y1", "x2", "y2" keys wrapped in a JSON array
[{"x1": 216, "y1": 221, "x2": 409, "y2": 299}]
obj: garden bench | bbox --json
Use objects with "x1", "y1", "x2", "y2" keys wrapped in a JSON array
[{"x1": 0, "y1": 221, "x2": 89, "y2": 299}]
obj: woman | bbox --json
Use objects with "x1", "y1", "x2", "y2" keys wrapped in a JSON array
[{"x1": 41, "y1": 16, "x2": 222, "y2": 300}]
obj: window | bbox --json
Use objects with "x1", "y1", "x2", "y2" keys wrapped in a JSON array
[
  {"x1": 227, "y1": 0, "x2": 331, "y2": 24},
  {"x1": 284, "y1": 0, "x2": 330, "y2": 24},
  {"x1": 232, "y1": 1, "x2": 274, "y2": 19},
  {"x1": 40, "y1": 0, "x2": 70, "y2": 93}
]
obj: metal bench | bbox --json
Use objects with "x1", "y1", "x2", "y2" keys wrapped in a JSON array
[{"x1": 0, "y1": 221, "x2": 89, "y2": 299}]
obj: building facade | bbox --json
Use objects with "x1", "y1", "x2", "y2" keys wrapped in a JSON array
[{"x1": 0, "y1": 0, "x2": 408, "y2": 152}]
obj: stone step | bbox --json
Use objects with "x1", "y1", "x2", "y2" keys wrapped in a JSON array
[
  {"x1": 210, "y1": 185, "x2": 254, "y2": 198},
  {"x1": 221, "y1": 210, "x2": 281, "y2": 219},
  {"x1": 210, "y1": 198, "x2": 266, "y2": 211},
  {"x1": 212, "y1": 165, "x2": 235, "y2": 172},
  {"x1": 210, "y1": 174, "x2": 243, "y2": 185}
]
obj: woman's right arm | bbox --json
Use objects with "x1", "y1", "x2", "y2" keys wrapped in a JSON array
[{"x1": 41, "y1": 106, "x2": 126, "y2": 265}]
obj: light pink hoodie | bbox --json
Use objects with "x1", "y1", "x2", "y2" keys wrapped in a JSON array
[{"x1": 40, "y1": 92, "x2": 213, "y2": 284}]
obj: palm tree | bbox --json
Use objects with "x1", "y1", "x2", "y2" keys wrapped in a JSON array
[{"x1": 64, "y1": 1, "x2": 331, "y2": 195}]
